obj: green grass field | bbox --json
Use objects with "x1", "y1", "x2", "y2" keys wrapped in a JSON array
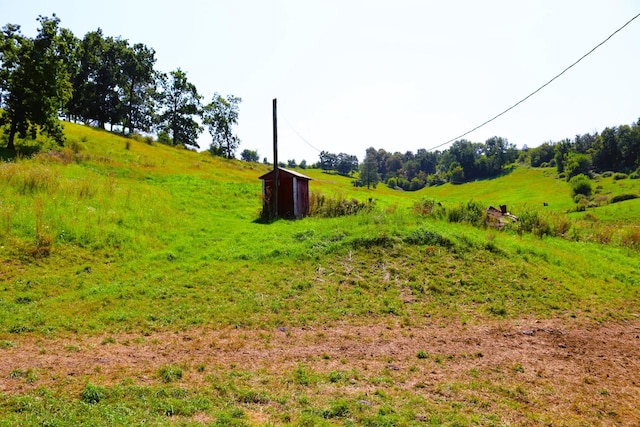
[{"x1": 1, "y1": 124, "x2": 639, "y2": 426}]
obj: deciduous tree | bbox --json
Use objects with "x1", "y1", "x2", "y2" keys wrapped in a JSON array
[
  {"x1": 203, "y1": 93, "x2": 242, "y2": 158},
  {"x1": 240, "y1": 149, "x2": 259, "y2": 162},
  {"x1": 0, "y1": 15, "x2": 73, "y2": 150},
  {"x1": 155, "y1": 69, "x2": 203, "y2": 148},
  {"x1": 335, "y1": 153, "x2": 358, "y2": 176},
  {"x1": 359, "y1": 147, "x2": 380, "y2": 189},
  {"x1": 119, "y1": 42, "x2": 157, "y2": 135}
]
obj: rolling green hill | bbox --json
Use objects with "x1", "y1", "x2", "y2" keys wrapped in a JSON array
[{"x1": 1, "y1": 124, "x2": 639, "y2": 425}]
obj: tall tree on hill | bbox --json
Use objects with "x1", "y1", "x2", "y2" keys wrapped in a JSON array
[
  {"x1": 154, "y1": 69, "x2": 203, "y2": 148},
  {"x1": 67, "y1": 29, "x2": 122, "y2": 129},
  {"x1": 335, "y1": 153, "x2": 359, "y2": 176},
  {"x1": 203, "y1": 93, "x2": 242, "y2": 158},
  {"x1": 119, "y1": 42, "x2": 157, "y2": 135},
  {"x1": 319, "y1": 151, "x2": 338, "y2": 170},
  {"x1": 360, "y1": 147, "x2": 381, "y2": 189},
  {"x1": 240, "y1": 149, "x2": 259, "y2": 162},
  {"x1": 0, "y1": 15, "x2": 73, "y2": 151},
  {"x1": 66, "y1": 29, "x2": 158, "y2": 134}
]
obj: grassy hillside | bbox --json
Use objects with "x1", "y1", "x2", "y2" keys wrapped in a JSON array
[{"x1": 1, "y1": 124, "x2": 639, "y2": 425}]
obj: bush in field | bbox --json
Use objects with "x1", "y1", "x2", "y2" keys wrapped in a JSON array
[
  {"x1": 609, "y1": 193, "x2": 638, "y2": 204},
  {"x1": 569, "y1": 174, "x2": 592, "y2": 199},
  {"x1": 564, "y1": 153, "x2": 592, "y2": 180}
]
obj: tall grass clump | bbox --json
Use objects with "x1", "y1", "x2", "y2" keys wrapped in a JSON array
[
  {"x1": 517, "y1": 208, "x2": 551, "y2": 238},
  {"x1": 32, "y1": 198, "x2": 53, "y2": 258},
  {"x1": 309, "y1": 192, "x2": 372, "y2": 217},
  {"x1": 619, "y1": 227, "x2": 640, "y2": 250},
  {"x1": 81, "y1": 383, "x2": 107, "y2": 404},
  {"x1": 158, "y1": 365, "x2": 183, "y2": 383},
  {"x1": 0, "y1": 200, "x2": 12, "y2": 239},
  {"x1": 7, "y1": 164, "x2": 60, "y2": 195},
  {"x1": 446, "y1": 200, "x2": 485, "y2": 227},
  {"x1": 413, "y1": 198, "x2": 445, "y2": 217}
]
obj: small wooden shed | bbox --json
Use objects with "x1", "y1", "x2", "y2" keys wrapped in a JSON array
[{"x1": 259, "y1": 167, "x2": 312, "y2": 219}]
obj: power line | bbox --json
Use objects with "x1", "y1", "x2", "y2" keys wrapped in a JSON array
[
  {"x1": 284, "y1": 118, "x2": 323, "y2": 153},
  {"x1": 429, "y1": 10, "x2": 640, "y2": 152}
]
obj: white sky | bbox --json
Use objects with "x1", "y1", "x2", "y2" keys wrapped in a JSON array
[{"x1": 3, "y1": 1, "x2": 639, "y2": 164}]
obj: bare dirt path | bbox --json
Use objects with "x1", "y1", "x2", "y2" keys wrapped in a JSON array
[{"x1": 1, "y1": 318, "x2": 639, "y2": 424}]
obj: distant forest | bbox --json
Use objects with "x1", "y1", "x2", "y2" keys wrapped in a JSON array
[{"x1": 310, "y1": 118, "x2": 640, "y2": 191}]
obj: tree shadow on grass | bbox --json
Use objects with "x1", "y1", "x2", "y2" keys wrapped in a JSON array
[
  {"x1": 0, "y1": 147, "x2": 16, "y2": 161},
  {"x1": 458, "y1": 164, "x2": 518, "y2": 185},
  {"x1": 0, "y1": 144, "x2": 42, "y2": 161}
]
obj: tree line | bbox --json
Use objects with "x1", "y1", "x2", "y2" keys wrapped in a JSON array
[
  {"x1": 0, "y1": 15, "x2": 241, "y2": 157},
  {"x1": 317, "y1": 136, "x2": 518, "y2": 190},
  {"x1": 317, "y1": 117, "x2": 639, "y2": 191},
  {"x1": 521, "y1": 119, "x2": 640, "y2": 180}
]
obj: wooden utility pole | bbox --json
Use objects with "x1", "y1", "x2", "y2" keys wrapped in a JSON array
[{"x1": 272, "y1": 98, "x2": 279, "y2": 219}]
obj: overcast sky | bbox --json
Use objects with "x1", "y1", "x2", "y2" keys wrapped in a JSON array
[{"x1": 3, "y1": 1, "x2": 639, "y2": 163}]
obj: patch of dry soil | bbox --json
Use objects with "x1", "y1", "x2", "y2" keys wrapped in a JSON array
[{"x1": 1, "y1": 319, "x2": 639, "y2": 424}]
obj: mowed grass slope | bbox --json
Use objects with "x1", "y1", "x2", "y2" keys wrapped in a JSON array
[{"x1": 1, "y1": 123, "x2": 639, "y2": 426}]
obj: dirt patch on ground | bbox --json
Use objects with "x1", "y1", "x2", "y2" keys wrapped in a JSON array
[{"x1": 1, "y1": 318, "x2": 639, "y2": 424}]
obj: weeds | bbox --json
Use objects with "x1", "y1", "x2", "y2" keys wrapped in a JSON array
[
  {"x1": 309, "y1": 192, "x2": 373, "y2": 217},
  {"x1": 32, "y1": 198, "x2": 52, "y2": 258},
  {"x1": 81, "y1": 383, "x2": 107, "y2": 404},
  {"x1": 158, "y1": 365, "x2": 183, "y2": 383}
]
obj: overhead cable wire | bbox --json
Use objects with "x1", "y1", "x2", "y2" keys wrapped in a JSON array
[
  {"x1": 284, "y1": 118, "x2": 323, "y2": 153},
  {"x1": 429, "y1": 10, "x2": 640, "y2": 152}
]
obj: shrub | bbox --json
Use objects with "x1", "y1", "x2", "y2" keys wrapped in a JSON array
[
  {"x1": 426, "y1": 173, "x2": 447, "y2": 186},
  {"x1": 575, "y1": 197, "x2": 589, "y2": 212},
  {"x1": 564, "y1": 153, "x2": 592, "y2": 181},
  {"x1": 386, "y1": 177, "x2": 398, "y2": 189},
  {"x1": 569, "y1": 174, "x2": 592, "y2": 198},
  {"x1": 609, "y1": 194, "x2": 638, "y2": 204},
  {"x1": 573, "y1": 194, "x2": 587, "y2": 204},
  {"x1": 613, "y1": 173, "x2": 628, "y2": 181}
]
